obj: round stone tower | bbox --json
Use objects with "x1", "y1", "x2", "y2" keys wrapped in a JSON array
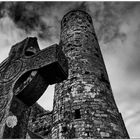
[{"x1": 52, "y1": 10, "x2": 129, "y2": 139}]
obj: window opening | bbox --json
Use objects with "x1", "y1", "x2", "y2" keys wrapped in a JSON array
[
  {"x1": 62, "y1": 126, "x2": 68, "y2": 133},
  {"x1": 74, "y1": 109, "x2": 81, "y2": 119},
  {"x1": 86, "y1": 131, "x2": 90, "y2": 137}
]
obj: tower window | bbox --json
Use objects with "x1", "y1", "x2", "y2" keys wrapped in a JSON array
[
  {"x1": 62, "y1": 126, "x2": 68, "y2": 133},
  {"x1": 74, "y1": 109, "x2": 81, "y2": 119},
  {"x1": 68, "y1": 87, "x2": 72, "y2": 92},
  {"x1": 85, "y1": 71, "x2": 90, "y2": 75},
  {"x1": 85, "y1": 131, "x2": 90, "y2": 137}
]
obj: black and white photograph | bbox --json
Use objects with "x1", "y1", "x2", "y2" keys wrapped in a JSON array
[{"x1": 0, "y1": 1, "x2": 139, "y2": 139}]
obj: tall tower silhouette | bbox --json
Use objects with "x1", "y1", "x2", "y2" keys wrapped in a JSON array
[{"x1": 52, "y1": 10, "x2": 129, "y2": 138}]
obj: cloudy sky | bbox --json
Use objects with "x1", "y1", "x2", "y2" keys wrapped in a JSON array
[{"x1": 0, "y1": 1, "x2": 140, "y2": 138}]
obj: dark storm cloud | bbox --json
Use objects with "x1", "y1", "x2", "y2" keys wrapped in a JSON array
[
  {"x1": 1, "y1": 2, "x2": 140, "y2": 43},
  {"x1": 1, "y1": 2, "x2": 52, "y2": 40},
  {"x1": 0, "y1": 2, "x2": 88, "y2": 41},
  {"x1": 8, "y1": 3, "x2": 43, "y2": 31}
]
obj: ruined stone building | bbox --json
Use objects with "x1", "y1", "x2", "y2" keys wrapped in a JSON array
[
  {"x1": 0, "y1": 10, "x2": 129, "y2": 139},
  {"x1": 27, "y1": 10, "x2": 129, "y2": 139}
]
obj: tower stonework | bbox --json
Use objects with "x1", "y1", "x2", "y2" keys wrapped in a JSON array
[{"x1": 52, "y1": 10, "x2": 129, "y2": 138}]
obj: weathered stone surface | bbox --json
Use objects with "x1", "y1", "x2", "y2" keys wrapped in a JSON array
[
  {"x1": 52, "y1": 10, "x2": 129, "y2": 139},
  {"x1": 0, "y1": 37, "x2": 68, "y2": 138},
  {"x1": 27, "y1": 103, "x2": 52, "y2": 138},
  {"x1": 3, "y1": 96, "x2": 30, "y2": 138}
]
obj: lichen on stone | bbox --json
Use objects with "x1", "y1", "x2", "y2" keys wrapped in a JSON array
[{"x1": 6, "y1": 114, "x2": 18, "y2": 128}]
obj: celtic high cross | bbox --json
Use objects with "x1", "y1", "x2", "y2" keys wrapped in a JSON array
[{"x1": 0, "y1": 37, "x2": 68, "y2": 138}]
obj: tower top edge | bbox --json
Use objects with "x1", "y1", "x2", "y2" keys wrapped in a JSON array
[
  {"x1": 63, "y1": 9, "x2": 90, "y2": 17},
  {"x1": 61, "y1": 9, "x2": 93, "y2": 25}
]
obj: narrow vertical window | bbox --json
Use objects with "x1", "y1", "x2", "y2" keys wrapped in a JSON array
[{"x1": 74, "y1": 109, "x2": 81, "y2": 119}]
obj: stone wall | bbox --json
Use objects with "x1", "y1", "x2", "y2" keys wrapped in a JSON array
[
  {"x1": 3, "y1": 96, "x2": 30, "y2": 138},
  {"x1": 52, "y1": 10, "x2": 129, "y2": 139},
  {"x1": 26, "y1": 10, "x2": 129, "y2": 139},
  {"x1": 27, "y1": 103, "x2": 52, "y2": 138}
]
